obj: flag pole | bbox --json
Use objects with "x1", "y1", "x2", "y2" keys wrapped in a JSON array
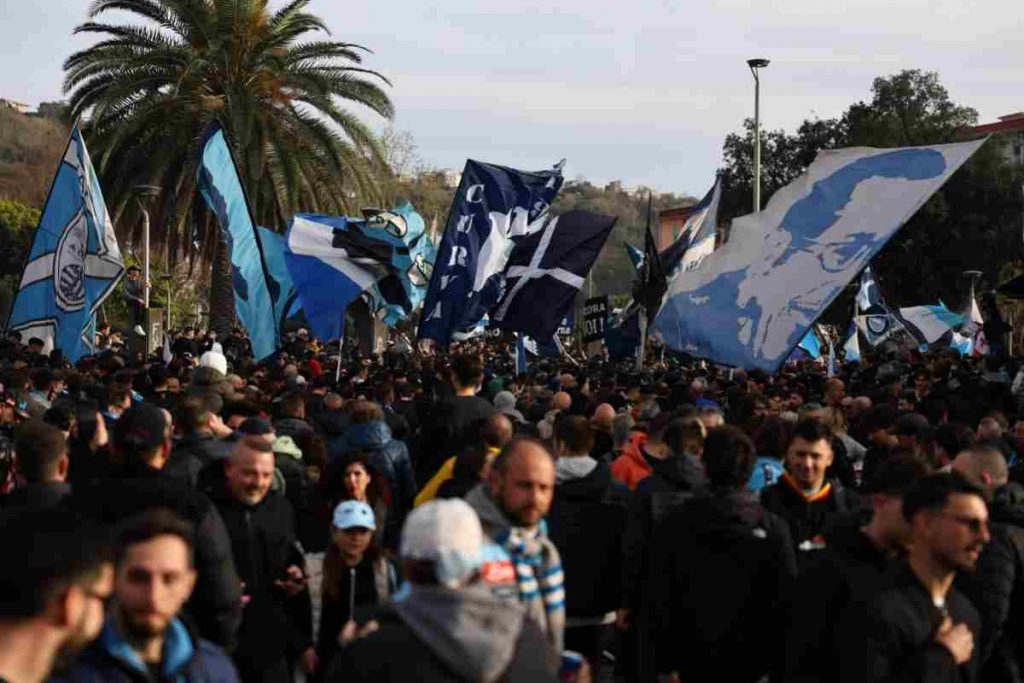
[{"x1": 636, "y1": 193, "x2": 654, "y2": 371}]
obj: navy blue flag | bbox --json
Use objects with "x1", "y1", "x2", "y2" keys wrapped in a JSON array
[
  {"x1": 491, "y1": 210, "x2": 616, "y2": 341},
  {"x1": 6, "y1": 125, "x2": 125, "y2": 361},
  {"x1": 418, "y1": 159, "x2": 564, "y2": 344},
  {"x1": 197, "y1": 124, "x2": 279, "y2": 360}
]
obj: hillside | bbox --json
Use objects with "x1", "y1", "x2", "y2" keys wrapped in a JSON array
[{"x1": 0, "y1": 107, "x2": 68, "y2": 206}]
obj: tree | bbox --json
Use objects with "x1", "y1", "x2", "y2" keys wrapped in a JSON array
[
  {"x1": 0, "y1": 200, "x2": 41, "y2": 324},
  {"x1": 64, "y1": 0, "x2": 394, "y2": 333}
]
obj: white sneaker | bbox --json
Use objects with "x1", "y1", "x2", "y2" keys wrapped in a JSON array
[{"x1": 134, "y1": 325, "x2": 146, "y2": 336}]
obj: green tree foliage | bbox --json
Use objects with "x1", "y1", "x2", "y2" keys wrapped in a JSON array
[
  {"x1": 65, "y1": 0, "x2": 395, "y2": 332},
  {"x1": 718, "y1": 69, "x2": 1023, "y2": 320},
  {"x1": 0, "y1": 199, "x2": 41, "y2": 323}
]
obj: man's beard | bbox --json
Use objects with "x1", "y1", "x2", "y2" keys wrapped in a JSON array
[
  {"x1": 121, "y1": 609, "x2": 170, "y2": 640},
  {"x1": 50, "y1": 608, "x2": 96, "y2": 675}
]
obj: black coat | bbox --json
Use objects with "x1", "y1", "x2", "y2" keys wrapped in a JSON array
[
  {"x1": 547, "y1": 461, "x2": 630, "y2": 619},
  {"x1": 325, "y1": 603, "x2": 558, "y2": 683},
  {"x1": 956, "y1": 481, "x2": 1024, "y2": 683},
  {"x1": 1, "y1": 481, "x2": 71, "y2": 515},
  {"x1": 208, "y1": 483, "x2": 312, "y2": 671},
  {"x1": 840, "y1": 563, "x2": 981, "y2": 683},
  {"x1": 166, "y1": 433, "x2": 232, "y2": 489},
  {"x1": 72, "y1": 464, "x2": 242, "y2": 650},
  {"x1": 760, "y1": 475, "x2": 861, "y2": 564},
  {"x1": 785, "y1": 522, "x2": 898, "y2": 682},
  {"x1": 650, "y1": 489, "x2": 796, "y2": 681}
]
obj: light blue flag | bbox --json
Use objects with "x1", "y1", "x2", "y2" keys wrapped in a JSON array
[
  {"x1": 6, "y1": 125, "x2": 125, "y2": 361},
  {"x1": 655, "y1": 140, "x2": 985, "y2": 371},
  {"x1": 256, "y1": 228, "x2": 300, "y2": 330},
  {"x1": 196, "y1": 124, "x2": 279, "y2": 360},
  {"x1": 843, "y1": 321, "x2": 861, "y2": 362},
  {"x1": 895, "y1": 304, "x2": 966, "y2": 344},
  {"x1": 361, "y1": 203, "x2": 437, "y2": 325},
  {"x1": 797, "y1": 328, "x2": 822, "y2": 359},
  {"x1": 284, "y1": 214, "x2": 393, "y2": 341}
]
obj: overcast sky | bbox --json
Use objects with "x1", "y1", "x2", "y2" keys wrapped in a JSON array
[{"x1": 1, "y1": 0, "x2": 1021, "y2": 196}]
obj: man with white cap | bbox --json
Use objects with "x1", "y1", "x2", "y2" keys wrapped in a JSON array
[{"x1": 328, "y1": 499, "x2": 558, "y2": 682}]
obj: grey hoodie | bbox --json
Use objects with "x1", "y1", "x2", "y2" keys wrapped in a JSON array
[{"x1": 394, "y1": 585, "x2": 526, "y2": 683}]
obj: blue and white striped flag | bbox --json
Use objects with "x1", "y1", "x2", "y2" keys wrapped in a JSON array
[
  {"x1": 625, "y1": 242, "x2": 645, "y2": 272},
  {"x1": 515, "y1": 334, "x2": 528, "y2": 375},
  {"x1": 284, "y1": 214, "x2": 394, "y2": 342},
  {"x1": 661, "y1": 176, "x2": 722, "y2": 277},
  {"x1": 6, "y1": 125, "x2": 125, "y2": 361}
]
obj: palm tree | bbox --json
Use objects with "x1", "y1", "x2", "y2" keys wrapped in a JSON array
[{"x1": 64, "y1": 0, "x2": 394, "y2": 333}]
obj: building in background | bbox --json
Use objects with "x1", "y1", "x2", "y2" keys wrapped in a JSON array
[
  {"x1": 0, "y1": 98, "x2": 30, "y2": 114},
  {"x1": 973, "y1": 112, "x2": 1024, "y2": 167}
]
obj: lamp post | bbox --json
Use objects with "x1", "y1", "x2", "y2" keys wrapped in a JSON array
[
  {"x1": 747, "y1": 58, "x2": 770, "y2": 212},
  {"x1": 132, "y1": 185, "x2": 161, "y2": 308}
]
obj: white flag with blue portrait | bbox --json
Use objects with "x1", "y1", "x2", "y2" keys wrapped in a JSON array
[
  {"x1": 654, "y1": 139, "x2": 985, "y2": 372},
  {"x1": 6, "y1": 125, "x2": 125, "y2": 361}
]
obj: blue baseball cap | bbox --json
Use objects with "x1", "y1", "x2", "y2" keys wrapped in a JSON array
[{"x1": 332, "y1": 501, "x2": 376, "y2": 531}]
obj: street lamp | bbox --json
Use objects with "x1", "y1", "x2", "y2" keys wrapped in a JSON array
[
  {"x1": 133, "y1": 185, "x2": 161, "y2": 308},
  {"x1": 747, "y1": 58, "x2": 770, "y2": 212}
]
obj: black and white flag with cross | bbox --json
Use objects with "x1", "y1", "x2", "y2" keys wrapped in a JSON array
[{"x1": 490, "y1": 210, "x2": 616, "y2": 341}]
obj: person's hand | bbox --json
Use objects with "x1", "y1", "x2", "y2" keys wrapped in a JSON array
[
  {"x1": 339, "y1": 619, "x2": 358, "y2": 645},
  {"x1": 934, "y1": 616, "x2": 974, "y2": 665},
  {"x1": 300, "y1": 647, "x2": 318, "y2": 673},
  {"x1": 209, "y1": 412, "x2": 233, "y2": 439},
  {"x1": 274, "y1": 565, "x2": 307, "y2": 597}
]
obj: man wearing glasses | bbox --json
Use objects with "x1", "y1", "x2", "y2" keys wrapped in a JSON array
[
  {"x1": 841, "y1": 473, "x2": 990, "y2": 682},
  {"x1": 0, "y1": 507, "x2": 113, "y2": 683}
]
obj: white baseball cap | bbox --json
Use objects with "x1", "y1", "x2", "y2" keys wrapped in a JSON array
[{"x1": 400, "y1": 499, "x2": 483, "y2": 587}]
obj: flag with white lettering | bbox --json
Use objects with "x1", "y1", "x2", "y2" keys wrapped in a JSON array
[
  {"x1": 418, "y1": 159, "x2": 564, "y2": 345},
  {"x1": 491, "y1": 210, "x2": 616, "y2": 340}
]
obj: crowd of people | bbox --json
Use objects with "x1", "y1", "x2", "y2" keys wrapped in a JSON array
[{"x1": 2, "y1": 324, "x2": 1024, "y2": 682}]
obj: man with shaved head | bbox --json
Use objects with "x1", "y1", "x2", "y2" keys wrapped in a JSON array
[
  {"x1": 953, "y1": 444, "x2": 1024, "y2": 681},
  {"x1": 590, "y1": 403, "x2": 616, "y2": 460},
  {"x1": 211, "y1": 437, "x2": 315, "y2": 681},
  {"x1": 538, "y1": 391, "x2": 573, "y2": 441},
  {"x1": 466, "y1": 438, "x2": 564, "y2": 656}
]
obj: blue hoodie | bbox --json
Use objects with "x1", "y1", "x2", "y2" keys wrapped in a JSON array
[{"x1": 52, "y1": 617, "x2": 238, "y2": 682}]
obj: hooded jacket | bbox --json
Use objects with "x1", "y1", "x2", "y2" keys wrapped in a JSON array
[
  {"x1": 610, "y1": 432, "x2": 651, "y2": 490},
  {"x1": 547, "y1": 459, "x2": 630, "y2": 619},
  {"x1": 649, "y1": 490, "x2": 796, "y2": 682},
  {"x1": 53, "y1": 617, "x2": 238, "y2": 683},
  {"x1": 328, "y1": 585, "x2": 558, "y2": 683},
  {"x1": 957, "y1": 481, "x2": 1024, "y2": 683},
  {"x1": 760, "y1": 472, "x2": 861, "y2": 562}
]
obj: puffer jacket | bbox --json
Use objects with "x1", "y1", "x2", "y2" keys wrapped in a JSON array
[{"x1": 331, "y1": 421, "x2": 416, "y2": 512}]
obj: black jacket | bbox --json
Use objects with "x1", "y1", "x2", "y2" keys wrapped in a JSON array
[
  {"x1": 760, "y1": 474, "x2": 861, "y2": 563},
  {"x1": 841, "y1": 563, "x2": 982, "y2": 683},
  {"x1": 72, "y1": 464, "x2": 242, "y2": 650},
  {"x1": 650, "y1": 489, "x2": 796, "y2": 681},
  {"x1": 273, "y1": 417, "x2": 315, "y2": 440},
  {"x1": 956, "y1": 481, "x2": 1024, "y2": 683},
  {"x1": 2, "y1": 481, "x2": 71, "y2": 515},
  {"x1": 165, "y1": 433, "x2": 232, "y2": 489},
  {"x1": 785, "y1": 522, "x2": 898, "y2": 682},
  {"x1": 635, "y1": 452, "x2": 707, "y2": 499},
  {"x1": 316, "y1": 556, "x2": 396, "y2": 674},
  {"x1": 207, "y1": 483, "x2": 312, "y2": 669},
  {"x1": 547, "y1": 461, "x2": 630, "y2": 619}
]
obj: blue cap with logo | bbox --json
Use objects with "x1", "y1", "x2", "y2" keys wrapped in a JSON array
[{"x1": 332, "y1": 500, "x2": 376, "y2": 531}]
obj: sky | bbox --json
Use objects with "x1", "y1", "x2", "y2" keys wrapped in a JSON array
[{"x1": 1, "y1": 0, "x2": 1021, "y2": 196}]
